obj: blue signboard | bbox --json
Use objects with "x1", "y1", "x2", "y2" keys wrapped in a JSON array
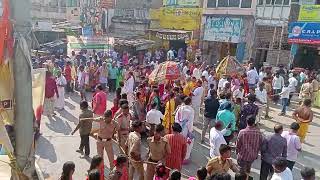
[
  {"x1": 288, "y1": 22, "x2": 320, "y2": 44},
  {"x1": 82, "y1": 26, "x2": 94, "y2": 37}
]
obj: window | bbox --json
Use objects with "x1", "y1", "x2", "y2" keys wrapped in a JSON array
[
  {"x1": 241, "y1": 0, "x2": 252, "y2": 8},
  {"x1": 207, "y1": 0, "x2": 217, "y2": 7},
  {"x1": 283, "y1": 0, "x2": 290, "y2": 5},
  {"x1": 207, "y1": 0, "x2": 252, "y2": 8},
  {"x1": 258, "y1": 0, "x2": 263, "y2": 5},
  {"x1": 266, "y1": 0, "x2": 272, "y2": 4},
  {"x1": 229, "y1": 0, "x2": 240, "y2": 7},
  {"x1": 218, "y1": 0, "x2": 228, "y2": 7},
  {"x1": 275, "y1": 0, "x2": 283, "y2": 4}
]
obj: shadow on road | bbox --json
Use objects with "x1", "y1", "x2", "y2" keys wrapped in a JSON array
[
  {"x1": 36, "y1": 136, "x2": 57, "y2": 163},
  {"x1": 45, "y1": 116, "x2": 72, "y2": 135}
]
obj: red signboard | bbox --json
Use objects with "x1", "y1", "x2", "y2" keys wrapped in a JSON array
[
  {"x1": 100, "y1": 0, "x2": 114, "y2": 9},
  {"x1": 288, "y1": 38, "x2": 320, "y2": 45}
]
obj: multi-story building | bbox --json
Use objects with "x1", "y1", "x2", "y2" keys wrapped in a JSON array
[
  {"x1": 201, "y1": 0, "x2": 257, "y2": 64},
  {"x1": 252, "y1": 0, "x2": 300, "y2": 67},
  {"x1": 31, "y1": 0, "x2": 67, "y2": 23}
]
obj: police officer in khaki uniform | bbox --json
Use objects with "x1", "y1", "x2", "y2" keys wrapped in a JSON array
[
  {"x1": 126, "y1": 121, "x2": 144, "y2": 180},
  {"x1": 115, "y1": 103, "x2": 131, "y2": 153},
  {"x1": 95, "y1": 110, "x2": 118, "y2": 169},
  {"x1": 145, "y1": 124, "x2": 171, "y2": 180}
]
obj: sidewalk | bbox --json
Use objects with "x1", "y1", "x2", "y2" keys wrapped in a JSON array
[{"x1": 0, "y1": 155, "x2": 11, "y2": 180}]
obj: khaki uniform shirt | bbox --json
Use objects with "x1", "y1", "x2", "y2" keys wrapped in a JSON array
[
  {"x1": 98, "y1": 121, "x2": 118, "y2": 139},
  {"x1": 147, "y1": 137, "x2": 171, "y2": 162},
  {"x1": 206, "y1": 157, "x2": 239, "y2": 175},
  {"x1": 115, "y1": 113, "x2": 131, "y2": 134},
  {"x1": 78, "y1": 109, "x2": 93, "y2": 135},
  {"x1": 127, "y1": 131, "x2": 141, "y2": 160}
]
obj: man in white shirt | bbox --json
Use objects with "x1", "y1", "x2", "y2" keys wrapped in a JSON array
[
  {"x1": 218, "y1": 74, "x2": 228, "y2": 92},
  {"x1": 209, "y1": 121, "x2": 227, "y2": 158},
  {"x1": 146, "y1": 102, "x2": 164, "y2": 136},
  {"x1": 272, "y1": 72, "x2": 284, "y2": 94},
  {"x1": 271, "y1": 157, "x2": 293, "y2": 180},
  {"x1": 247, "y1": 66, "x2": 259, "y2": 88},
  {"x1": 193, "y1": 64, "x2": 201, "y2": 80},
  {"x1": 288, "y1": 73, "x2": 298, "y2": 105},
  {"x1": 281, "y1": 122, "x2": 302, "y2": 170},
  {"x1": 192, "y1": 80, "x2": 204, "y2": 123},
  {"x1": 167, "y1": 48, "x2": 174, "y2": 60},
  {"x1": 233, "y1": 85, "x2": 244, "y2": 100},
  {"x1": 255, "y1": 82, "x2": 268, "y2": 123},
  {"x1": 259, "y1": 67, "x2": 267, "y2": 82},
  {"x1": 208, "y1": 71, "x2": 217, "y2": 90},
  {"x1": 202, "y1": 67, "x2": 209, "y2": 80},
  {"x1": 279, "y1": 82, "x2": 290, "y2": 116},
  {"x1": 124, "y1": 72, "x2": 135, "y2": 107},
  {"x1": 183, "y1": 63, "x2": 189, "y2": 76}
]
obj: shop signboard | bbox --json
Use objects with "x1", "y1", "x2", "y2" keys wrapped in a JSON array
[
  {"x1": 67, "y1": 36, "x2": 114, "y2": 50},
  {"x1": 150, "y1": 8, "x2": 201, "y2": 31},
  {"x1": 298, "y1": 5, "x2": 320, "y2": 22},
  {"x1": 163, "y1": 0, "x2": 200, "y2": 7},
  {"x1": 288, "y1": 22, "x2": 320, "y2": 44},
  {"x1": 156, "y1": 32, "x2": 191, "y2": 41},
  {"x1": 203, "y1": 17, "x2": 242, "y2": 43},
  {"x1": 100, "y1": 0, "x2": 114, "y2": 9}
]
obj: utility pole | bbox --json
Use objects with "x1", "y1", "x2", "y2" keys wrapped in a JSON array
[{"x1": 10, "y1": 0, "x2": 35, "y2": 179}]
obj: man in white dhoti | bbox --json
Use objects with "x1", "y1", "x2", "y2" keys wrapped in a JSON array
[
  {"x1": 55, "y1": 71, "x2": 67, "y2": 110},
  {"x1": 123, "y1": 71, "x2": 135, "y2": 107},
  {"x1": 174, "y1": 97, "x2": 194, "y2": 163}
]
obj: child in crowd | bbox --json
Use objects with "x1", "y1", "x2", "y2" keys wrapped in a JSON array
[
  {"x1": 188, "y1": 167, "x2": 207, "y2": 180},
  {"x1": 111, "y1": 98, "x2": 120, "y2": 118},
  {"x1": 108, "y1": 154, "x2": 128, "y2": 180},
  {"x1": 279, "y1": 82, "x2": 290, "y2": 116},
  {"x1": 154, "y1": 163, "x2": 169, "y2": 180}
]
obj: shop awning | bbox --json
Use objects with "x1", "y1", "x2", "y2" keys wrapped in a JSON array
[{"x1": 147, "y1": 28, "x2": 193, "y2": 41}]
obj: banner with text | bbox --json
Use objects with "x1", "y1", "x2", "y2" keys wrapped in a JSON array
[
  {"x1": 288, "y1": 22, "x2": 320, "y2": 44},
  {"x1": 150, "y1": 8, "x2": 201, "y2": 31},
  {"x1": 299, "y1": 5, "x2": 320, "y2": 22},
  {"x1": 163, "y1": 0, "x2": 200, "y2": 7},
  {"x1": 204, "y1": 17, "x2": 242, "y2": 43}
]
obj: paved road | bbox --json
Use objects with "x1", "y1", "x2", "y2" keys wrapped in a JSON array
[{"x1": 35, "y1": 93, "x2": 320, "y2": 179}]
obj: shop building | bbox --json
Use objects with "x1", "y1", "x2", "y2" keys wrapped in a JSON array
[
  {"x1": 201, "y1": 0, "x2": 256, "y2": 64},
  {"x1": 288, "y1": 3, "x2": 320, "y2": 69},
  {"x1": 148, "y1": 0, "x2": 203, "y2": 59},
  {"x1": 252, "y1": 0, "x2": 301, "y2": 67}
]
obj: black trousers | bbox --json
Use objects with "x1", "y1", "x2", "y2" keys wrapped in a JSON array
[
  {"x1": 287, "y1": 160, "x2": 295, "y2": 170},
  {"x1": 109, "y1": 79, "x2": 116, "y2": 92},
  {"x1": 260, "y1": 160, "x2": 274, "y2": 180},
  {"x1": 79, "y1": 134, "x2": 90, "y2": 156},
  {"x1": 66, "y1": 81, "x2": 73, "y2": 93}
]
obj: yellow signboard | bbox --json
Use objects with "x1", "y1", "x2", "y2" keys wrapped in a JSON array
[
  {"x1": 298, "y1": 5, "x2": 320, "y2": 22},
  {"x1": 150, "y1": 8, "x2": 202, "y2": 31}
]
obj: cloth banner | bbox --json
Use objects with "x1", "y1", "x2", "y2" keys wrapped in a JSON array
[
  {"x1": 32, "y1": 68, "x2": 46, "y2": 125},
  {"x1": 150, "y1": 8, "x2": 202, "y2": 31}
]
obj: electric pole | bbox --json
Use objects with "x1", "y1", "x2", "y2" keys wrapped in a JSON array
[{"x1": 10, "y1": 0, "x2": 35, "y2": 179}]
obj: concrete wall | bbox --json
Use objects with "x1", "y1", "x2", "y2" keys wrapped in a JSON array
[{"x1": 266, "y1": 50, "x2": 291, "y2": 66}]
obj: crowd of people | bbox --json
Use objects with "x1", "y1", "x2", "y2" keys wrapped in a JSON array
[{"x1": 38, "y1": 49, "x2": 319, "y2": 180}]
